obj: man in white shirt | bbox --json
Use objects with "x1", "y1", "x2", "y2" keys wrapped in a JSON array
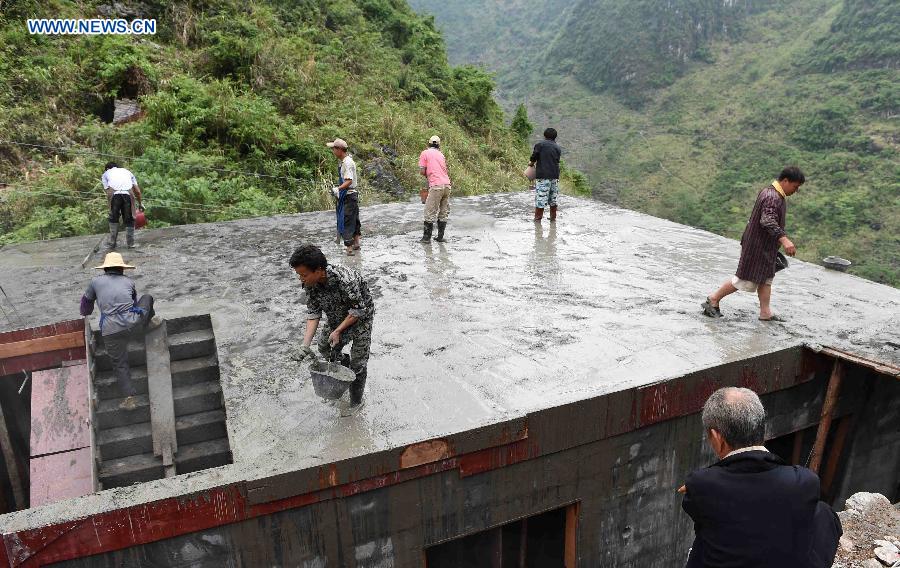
[
  {"x1": 101, "y1": 162, "x2": 143, "y2": 249},
  {"x1": 327, "y1": 139, "x2": 361, "y2": 256}
]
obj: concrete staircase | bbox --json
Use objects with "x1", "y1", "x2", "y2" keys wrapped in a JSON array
[{"x1": 91, "y1": 315, "x2": 231, "y2": 489}]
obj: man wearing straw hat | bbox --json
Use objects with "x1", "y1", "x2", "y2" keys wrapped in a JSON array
[{"x1": 80, "y1": 252, "x2": 158, "y2": 410}]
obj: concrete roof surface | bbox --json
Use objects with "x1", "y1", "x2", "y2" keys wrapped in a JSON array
[{"x1": 1, "y1": 191, "x2": 898, "y2": 530}]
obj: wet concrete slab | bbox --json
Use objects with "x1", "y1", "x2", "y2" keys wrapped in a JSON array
[{"x1": 0, "y1": 191, "x2": 898, "y2": 531}]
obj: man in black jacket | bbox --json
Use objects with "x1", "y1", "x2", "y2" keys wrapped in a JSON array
[
  {"x1": 529, "y1": 127, "x2": 562, "y2": 222},
  {"x1": 680, "y1": 387, "x2": 841, "y2": 568}
]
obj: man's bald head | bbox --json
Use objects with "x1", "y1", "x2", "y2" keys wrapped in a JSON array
[{"x1": 701, "y1": 387, "x2": 766, "y2": 449}]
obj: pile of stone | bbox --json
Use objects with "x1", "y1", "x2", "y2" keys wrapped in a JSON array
[{"x1": 833, "y1": 492, "x2": 900, "y2": 568}]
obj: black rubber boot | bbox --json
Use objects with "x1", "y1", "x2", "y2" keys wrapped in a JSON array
[
  {"x1": 126, "y1": 225, "x2": 135, "y2": 248},
  {"x1": 349, "y1": 369, "x2": 367, "y2": 405},
  {"x1": 435, "y1": 221, "x2": 447, "y2": 242},
  {"x1": 420, "y1": 222, "x2": 433, "y2": 242},
  {"x1": 108, "y1": 222, "x2": 119, "y2": 249}
]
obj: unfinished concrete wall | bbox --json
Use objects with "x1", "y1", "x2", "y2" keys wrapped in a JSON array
[{"x1": 50, "y1": 349, "x2": 898, "y2": 568}]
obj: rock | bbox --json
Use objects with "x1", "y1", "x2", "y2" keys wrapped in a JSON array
[
  {"x1": 874, "y1": 540, "x2": 898, "y2": 552},
  {"x1": 361, "y1": 157, "x2": 407, "y2": 198},
  {"x1": 846, "y1": 492, "x2": 891, "y2": 515},
  {"x1": 874, "y1": 546, "x2": 900, "y2": 565},
  {"x1": 862, "y1": 559, "x2": 883, "y2": 568},
  {"x1": 839, "y1": 535, "x2": 855, "y2": 552}
]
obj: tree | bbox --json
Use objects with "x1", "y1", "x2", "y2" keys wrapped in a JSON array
[{"x1": 510, "y1": 103, "x2": 533, "y2": 144}]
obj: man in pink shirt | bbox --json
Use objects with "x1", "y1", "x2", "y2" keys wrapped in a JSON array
[{"x1": 418, "y1": 135, "x2": 452, "y2": 242}]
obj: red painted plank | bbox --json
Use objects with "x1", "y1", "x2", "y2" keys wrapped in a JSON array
[
  {"x1": 0, "y1": 320, "x2": 84, "y2": 346},
  {"x1": 29, "y1": 448, "x2": 93, "y2": 508},
  {"x1": 0, "y1": 347, "x2": 86, "y2": 376},
  {"x1": 30, "y1": 364, "x2": 90, "y2": 457}
]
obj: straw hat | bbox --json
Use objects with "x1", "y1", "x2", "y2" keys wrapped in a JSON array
[{"x1": 93, "y1": 252, "x2": 135, "y2": 270}]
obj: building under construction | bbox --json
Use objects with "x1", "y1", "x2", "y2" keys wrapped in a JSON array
[{"x1": 0, "y1": 192, "x2": 897, "y2": 567}]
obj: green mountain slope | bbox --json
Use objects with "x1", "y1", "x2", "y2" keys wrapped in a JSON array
[
  {"x1": 412, "y1": 0, "x2": 900, "y2": 286},
  {"x1": 0, "y1": 0, "x2": 529, "y2": 243}
]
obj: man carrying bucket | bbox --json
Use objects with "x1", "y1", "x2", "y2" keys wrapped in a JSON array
[
  {"x1": 289, "y1": 244, "x2": 374, "y2": 416},
  {"x1": 101, "y1": 162, "x2": 144, "y2": 249}
]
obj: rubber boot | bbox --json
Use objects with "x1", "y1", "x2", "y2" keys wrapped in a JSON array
[
  {"x1": 435, "y1": 221, "x2": 447, "y2": 242},
  {"x1": 420, "y1": 222, "x2": 433, "y2": 242},
  {"x1": 549, "y1": 205, "x2": 558, "y2": 222},
  {"x1": 126, "y1": 226, "x2": 135, "y2": 248},
  {"x1": 349, "y1": 369, "x2": 367, "y2": 406},
  {"x1": 108, "y1": 222, "x2": 119, "y2": 249}
]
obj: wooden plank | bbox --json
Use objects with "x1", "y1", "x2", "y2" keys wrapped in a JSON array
[
  {"x1": 0, "y1": 401, "x2": 25, "y2": 511},
  {"x1": 565, "y1": 502, "x2": 579, "y2": 568},
  {"x1": 84, "y1": 320, "x2": 99, "y2": 492},
  {"x1": 0, "y1": 320, "x2": 84, "y2": 346},
  {"x1": 809, "y1": 360, "x2": 844, "y2": 473},
  {"x1": 28, "y1": 447, "x2": 94, "y2": 508},
  {"x1": 29, "y1": 364, "x2": 90, "y2": 457},
  {"x1": 817, "y1": 345, "x2": 900, "y2": 377},
  {"x1": 0, "y1": 332, "x2": 84, "y2": 360},
  {"x1": 145, "y1": 322, "x2": 177, "y2": 477},
  {"x1": 0, "y1": 347, "x2": 86, "y2": 376}
]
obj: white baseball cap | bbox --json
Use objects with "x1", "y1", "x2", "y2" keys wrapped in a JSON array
[
  {"x1": 428, "y1": 135, "x2": 440, "y2": 145},
  {"x1": 326, "y1": 138, "x2": 348, "y2": 150}
]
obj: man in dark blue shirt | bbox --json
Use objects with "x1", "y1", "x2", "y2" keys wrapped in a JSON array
[
  {"x1": 680, "y1": 387, "x2": 841, "y2": 568},
  {"x1": 529, "y1": 127, "x2": 562, "y2": 222}
]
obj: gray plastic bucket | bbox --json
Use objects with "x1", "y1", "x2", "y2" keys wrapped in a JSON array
[{"x1": 309, "y1": 360, "x2": 355, "y2": 400}]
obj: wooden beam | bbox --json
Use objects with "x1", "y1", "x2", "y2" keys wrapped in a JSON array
[
  {"x1": 0, "y1": 399, "x2": 26, "y2": 510},
  {"x1": 821, "y1": 416, "x2": 852, "y2": 499},
  {"x1": 0, "y1": 332, "x2": 84, "y2": 360},
  {"x1": 816, "y1": 345, "x2": 899, "y2": 378},
  {"x1": 565, "y1": 502, "x2": 580, "y2": 568},
  {"x1": 0, "y1": 320, "x2": 84, "y2": 346},
  {"x1": 809, "y1": 360, "x2": 844, "y2": 473}
]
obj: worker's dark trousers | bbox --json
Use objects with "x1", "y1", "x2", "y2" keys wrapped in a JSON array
[
  {"x1": 105, "y1": 295, "x2": 155, "y2": 398},
  {"x1": 109, "y1": 194, "x2": 134, "y2": 226},
  {"x1": 342, "y1": 193, "x2": 362, "y2": 246},
  {"x1": 317, "y1": 316, "x2": 371, "y2": 405}
]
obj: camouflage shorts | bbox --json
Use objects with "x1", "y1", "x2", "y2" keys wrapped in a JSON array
[
  {"x1": 534, "y1": 178, "x2": 559, "y2": 209},
  {"x1": 317, "y1": 317, "x2": 372, "y2": 374}
]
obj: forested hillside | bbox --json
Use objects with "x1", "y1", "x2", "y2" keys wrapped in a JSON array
[
  {"x1": 0, "y1": 0, "x2": 537, "y2": 244},
  {"x1": 412, "y1": 0, "x2": 900, "y2": 286}
]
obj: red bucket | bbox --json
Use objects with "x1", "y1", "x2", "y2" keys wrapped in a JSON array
[{"x1": 135, "y1": 210, "x2": 147, "y2": 229}]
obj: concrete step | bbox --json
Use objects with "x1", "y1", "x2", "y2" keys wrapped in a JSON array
[
  {"x1": 176, "y1": 409, "x2": 228, "y2": 447},
  {"x1": 96, "y1": 380, "x2": 222, "y2": 430},
  {"x1": 169, "y1": 329, "x2": 215, "y2": 362},
  {"x1": 98, "y1": 409, "x2": 227, "y2": 461},
  {"x1": 175, "y1": 438, "x2": 232, "y2": 474},
  {"x1": 96, "y1": 394, "x2": 151, "y2": 430},
  {"x1": 99, "y1": 451, "x2": 163, "y2": 489},
  {"x1": 166, "y1": 314, "x2": 213, "y2": 337},
  {"x1": 94, "y1": 355, "x2": 219, "y2": 400},
  {"x1": 97, "y1": 421, "x2": 152, "y2": 461},
  {"x1": 99, "y1": 437, "x2": 231, "y2": 489},
  {"x1": 173, "y1": 381, "x2": 224, "y2": 417}
]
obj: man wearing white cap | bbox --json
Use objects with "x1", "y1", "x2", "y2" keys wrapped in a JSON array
[
  {"x1": 80, "y1": 252, "x2": 158, "y2": 410},
  {"x1": 418, "y1": 135, "x2": 452, "y2": 242},
  {"x1": 327, "y1": 138, "x2": 362, "y2": 256}
]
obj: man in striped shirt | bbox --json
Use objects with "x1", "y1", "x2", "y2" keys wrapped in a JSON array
[{"x1": 702, "y1": 167, "x2": 805, "y2": 321}]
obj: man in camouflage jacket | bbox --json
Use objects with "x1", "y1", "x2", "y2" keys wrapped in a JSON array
[{"x1": 289, "y1": 244, "x2": 374, "y2": 414}]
